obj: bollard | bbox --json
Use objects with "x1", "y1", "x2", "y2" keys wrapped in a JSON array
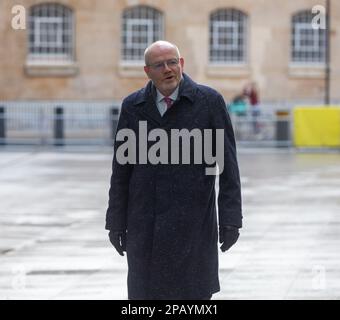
[
  {"x1": 0, "y1": 106, "x2": 6, "y2": 145},
  {"x1": 276, "y1": 110, "x2": 290, "y2": 147},
  {"x1": 111, "y1": 107, "x2": 119, "y2": 140},
  {"x1": 54, "y1": 106, "x2": 64, "y2": 146}
]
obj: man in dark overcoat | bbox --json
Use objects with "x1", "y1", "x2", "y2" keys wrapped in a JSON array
[{"x1": 105, "y1": 41, "x2": 242, "y2": 300}]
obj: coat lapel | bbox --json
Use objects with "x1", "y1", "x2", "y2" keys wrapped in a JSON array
[
  {"x1": 142, "y1": 92, "x2": 163, "y2": 126},
  {"x1": 134, "y1": 81, "x2": 162, "y2": 126},
  {"x1": 133, "y1": 73, "x2": 197, "y2": 126}
]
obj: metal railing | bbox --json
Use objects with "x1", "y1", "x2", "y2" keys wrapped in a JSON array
[
  {"x1": 230, "y1": 111, "x2": 292, "y2": 147},
  {"x1": 0, "y1": 102, "x2": 120, "y2": 146},
  {"x1": 0, "y1": 102, "x2": 292, "y2": 147}
]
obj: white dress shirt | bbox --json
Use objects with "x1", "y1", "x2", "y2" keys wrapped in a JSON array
[{"x1": 155, "y1": 86, "x2": 179, "y2": 117}]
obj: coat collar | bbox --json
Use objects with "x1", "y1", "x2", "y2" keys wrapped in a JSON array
[
  {"x1": 133, "y1": 73, "x2": 196, "y2": 125},
  {"x1": 133, "y1": 73, "x2": 196, "y2": 106}
]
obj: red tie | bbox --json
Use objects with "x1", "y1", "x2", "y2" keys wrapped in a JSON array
[{"x1": 163, "y1": 96, "x2": 173, "y2": 109}]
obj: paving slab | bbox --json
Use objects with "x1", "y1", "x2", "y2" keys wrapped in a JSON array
[{"x1": 0, "y1": 146, "x2": 340, "y2": 300}]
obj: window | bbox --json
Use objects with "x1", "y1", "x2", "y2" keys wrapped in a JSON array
[
  {"x1": 292, "y1": 11, "x2": 326, "y2": 64},
  {"x1": 210, "y1": 9, "x2": 247, "y2": 63},
  {"x1": 122, "y1": 6, "x2": 163, "y2": 62},
  {"x1": 28, "y1": 3, "x2": 74, "y2": 63}
]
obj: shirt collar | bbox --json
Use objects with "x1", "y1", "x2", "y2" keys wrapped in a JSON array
[{"x1": 156, "y1": 84, "x2": 180, "y2": 103}]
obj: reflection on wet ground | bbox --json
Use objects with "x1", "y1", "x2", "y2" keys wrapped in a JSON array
[{"x1": 1, "y1": 147, "x2": 340, "y2": 299}]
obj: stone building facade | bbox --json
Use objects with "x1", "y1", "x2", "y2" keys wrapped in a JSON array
[{"x1": 0, "y1": 0, "x2": 339, "y2": 104}]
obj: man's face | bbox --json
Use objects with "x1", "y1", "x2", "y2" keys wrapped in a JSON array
[{"x1": 144, "y1": 46, "x2": 184, "y2": 97}]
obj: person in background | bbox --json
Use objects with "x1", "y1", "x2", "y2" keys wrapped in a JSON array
[
  {"x1": 229, "y1": 93, "x2": 248, "y2": 116},
  {"x1": 243, "y1": 82, "x2": 260, "y2": 134}
]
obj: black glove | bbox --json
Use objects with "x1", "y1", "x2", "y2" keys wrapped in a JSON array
[
  {"x1": 219, "y1": 225, "x2": 240, "y2": 252},
  {"x1": 109, "y1": 230, "x2": 126, "y2": 256}
]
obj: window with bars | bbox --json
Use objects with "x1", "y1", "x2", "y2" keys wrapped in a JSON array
[
  {"x1": 122, "y1": 6, "x2": 163, "y2": 62},
  {"x1": 291, "y1": 11, "x2": 326, "y2": 64},
  {"x1": 28, "y1": 3, "x2": 74, "y2": 63},
  {"x1": 210, "y1": 9, "x2": 247, "y2": 64}
]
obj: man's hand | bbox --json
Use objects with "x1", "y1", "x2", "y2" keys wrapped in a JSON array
[
  {"x1": 219, "y1": 225, "x2": 240, "y2": 252},
  {"x1": 109, "y1": 230, "x2": 127, "y2": 256}
]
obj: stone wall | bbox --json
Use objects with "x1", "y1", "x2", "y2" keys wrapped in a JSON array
[{"x1": 0, "y1": 0, "x2": 338, "y2": 103}]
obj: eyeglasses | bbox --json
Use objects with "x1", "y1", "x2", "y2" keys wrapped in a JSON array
[{"x1": 147, "y1": 58, "x2": 180, "y2": 71}]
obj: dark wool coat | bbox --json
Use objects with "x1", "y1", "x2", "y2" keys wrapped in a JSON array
[{"x1": 105, "y1": 73, "x2": 242, "y2": 300}]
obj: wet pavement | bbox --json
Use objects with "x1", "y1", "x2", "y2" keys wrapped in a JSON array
[{"x1": 0, "y1": 146, "x2": 340, "y2": 300}]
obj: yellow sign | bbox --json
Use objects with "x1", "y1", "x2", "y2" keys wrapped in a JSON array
[{"x1": 294, "y1": 107, "x2": 340, "y2": 147}]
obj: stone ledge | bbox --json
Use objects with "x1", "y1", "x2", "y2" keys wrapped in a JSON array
[
  {"x1": 118, "y1": 62, "x2": 146, "y2": 78},
  {"x1": 24, "y1": 61, "x2": 79, "y2": 77},
  {"x1": 288, "y1": 64, "x2": 326, "y2": 79},
  {"x1": 206, "y1": 64, "x2": 250, "y2": 78}
]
